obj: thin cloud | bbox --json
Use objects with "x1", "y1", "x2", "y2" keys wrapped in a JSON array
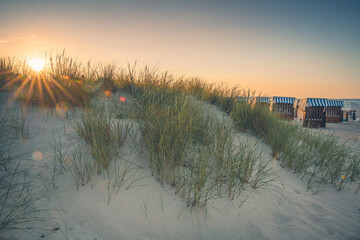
[{"x1": 1, "y1": 29, "x2": 46, "y2": 45}]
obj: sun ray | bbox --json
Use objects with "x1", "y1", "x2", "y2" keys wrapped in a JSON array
[
  {"x1": 3, "y1": 56, "x2": 84, "y2": 107},
  {"x1": 37, "y1": 75, "x2": 44, "y2": 106},
  {"x1": 49, "y1": 76, "x2": 78, "y2": 104},
  {"x1": 26, "y1": 74, "x2": 37, "y2": 104},
  {"x1": 10, "y1": 76, "x2": 31, "y2": 104},
  {"x1": 1, "y1": 75, "x2": 23, "y2": 90},
  {"x1": 42, "y1": 77, "x2": 57, "y2": 104}
]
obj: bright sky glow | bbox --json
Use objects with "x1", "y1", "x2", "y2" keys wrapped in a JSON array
[
  {"x1": 27, "y1": 57, "x2": 45, "y2": 72},
  {"x1": 0, "y1": 0, "x2": 359, "y2": 98}
]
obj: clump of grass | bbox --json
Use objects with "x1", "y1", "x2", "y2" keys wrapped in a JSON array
[
  {"x1": 209, "y1": 123, "x2": 258, "y2": 199},
  {"x1": 99, "y1": 63, "x2": 117, "y2": 92},
  {"x1": 251, "y1": 159, "x2": 275, "y2": 189},
  {"x1": 117, "y1": 69, "x2": 269, "y2": 207},
  {"x1": 247, "y1": 104, "x2": 275, "y2": 139},
  {"x1": 307, "y1": 134, "x2": 358, "y2": 191},
  {"x1": 266, "y1": 119, "x2": 299, "y2": 157},
  {"x1": 347, "y1": 155, "x2": 360, "y2": 182},
  {"x1": 280, "y1": 130, "x2": 314, "y2": 173},
  {"x1": 137, "y1": 92, "x2": 206, "y2": 186},
  {"x1": 68, "y1": 143, "x2": 94, "y2": 191},
  {"x1": 268, "y1": 118, "x2": 360, "y2": 192},
  {"x1": 74, "y1": 100, "x2": 126, "y2": 172},
  {"x1": 49, "y1": 131, "x2": 72, "y2": 190},
  {"x1": 0, "y1": 57, "x2": 14, "y2": 73},
  {"x1": 230, "y1": 101, "x2": 253, "y2": 131},
  {"x1": 45, "y1": 96, "x2": 140, "y2": 202},
  {"x1": 184, "y1": 80, "x2": 243, "y2": 115},
  {"x1": 49, "y1": 49, "x2": 83, "y2": 79}
]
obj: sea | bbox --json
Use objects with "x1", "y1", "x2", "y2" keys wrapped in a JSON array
[{"x1": 338, "y1": 99, "x2": 360, "y2": 110}]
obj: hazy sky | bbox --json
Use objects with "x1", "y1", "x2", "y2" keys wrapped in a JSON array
[{"x1": 0, "y1": 0, "x2": 359, "y2": 98}]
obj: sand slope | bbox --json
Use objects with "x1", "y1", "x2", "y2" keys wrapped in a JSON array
[{"x1": 2, "y1": 97, "x2": 360, "y2": 240}]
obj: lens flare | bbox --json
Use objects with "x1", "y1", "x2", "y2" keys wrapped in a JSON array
[
  {"x1": 27, "y1": 58, "x2": 45, "y2": 72},
  {"x1": 56, "y1": 101, "x2": 68, "y2": 116},
  {"x1": 32, "y1": 151, "x2": 43, "y2": 161},
  {"x1": 104, "y1": 90, "x2": 112, "y2": 97}
]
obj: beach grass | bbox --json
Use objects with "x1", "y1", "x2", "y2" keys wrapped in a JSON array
[
  {"x1": 0, "y1": 104, "x2": 43, "y2": 236},
  {"x1": 1, "y1": 53, "x2": 100, "y2": 108},
  {"x1": 74, "y1": 99, "x2": 127, "y2": 172},
  {"x1": 1, "y1": 52, "x2": 359, "y2": 211},
  {"x1": 226, "y1": 101, "x2": 360, "y2": 192},
  {"x1": 114, "y1": 69, "x2": 271, "y2": 207}
]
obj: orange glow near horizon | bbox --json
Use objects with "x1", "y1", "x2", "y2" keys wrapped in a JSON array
[
  {"x1": 2, "y1": 47, "x2": 359, "y2": 99},
  {"x1": 1, "y1": 25, "x2": 359, "y2": 99}
]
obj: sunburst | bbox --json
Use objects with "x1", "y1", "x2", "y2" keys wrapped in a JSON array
[
  {"x1": 2, "y1": 57, "x2": 78, "y2": 107},
  {"x1": 26, "y1": 58, "x2": 45, "y2": 72}
]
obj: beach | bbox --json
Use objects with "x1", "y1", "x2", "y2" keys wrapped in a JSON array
[
  {"x1": 1, "y1": 1, "x2": 360, "y2": 238},
  {"x1": 1, "y1": 94, "x2": 360, "y2": 240},
  {"x1": 317, "y1": 121, "x2": 360, "y2": 153}
]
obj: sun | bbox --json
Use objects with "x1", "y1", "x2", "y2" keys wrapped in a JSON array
[{"x1": 27, "y1": 58, "x2": 45, "y2": 72}]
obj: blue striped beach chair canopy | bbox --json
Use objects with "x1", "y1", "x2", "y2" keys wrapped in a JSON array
[
  {"x1": 327, "y1": 99, "x2": 344, "y2": 107},
  {"x1": 306, "y1": 98, "x2": 329, "y2": 107},
  {"x1": 255, "y1": 97, "x2": 271, "y2": 103},
  {"x1": 272, "y1": 96, "x2": 295, "y2": 104},
  {"x1": 236, "y1": 97, "x2": 250, "y2": 102}
]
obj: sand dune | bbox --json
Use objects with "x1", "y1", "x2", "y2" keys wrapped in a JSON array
[{"x1": 1, "y1": 95, "x2": 360, "y2": 240}]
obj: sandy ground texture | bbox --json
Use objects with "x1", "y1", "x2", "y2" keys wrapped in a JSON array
[
  {"x1": 316, "y1": 121, "x2": 360, "y2": 154},
  {"x1": 1, "y1": 95, "x2": 360, "y2": 240}
]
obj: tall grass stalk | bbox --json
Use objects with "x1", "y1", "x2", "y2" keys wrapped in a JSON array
[
  {"x1": 49, "y1": 131, "x2": 71, "y2": 175},
  {"x1": 0, "y1": 105, "x2": 44, "y2": 237},
  {"x1": 0, "y1": 111, "x2": 16, "y2": 170},
  {"x1": 9, "y1": 105, "x2": 30, "y2": 141},
  {"x1": 68, "y1": 143, "x2": 94, "y2": 191}
]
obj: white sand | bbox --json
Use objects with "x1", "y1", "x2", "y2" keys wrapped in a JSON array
[
  {"x1": 2, "y1": 95, "x2": 360, "y2": 240},
  {"x1": 316, "y1": 122, "x2": 360, "y2": 153}
]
